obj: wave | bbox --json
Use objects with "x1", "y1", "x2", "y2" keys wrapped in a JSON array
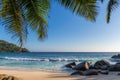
[{"x1": 0, "y1": 57, "x2": 100, "y2": 62}]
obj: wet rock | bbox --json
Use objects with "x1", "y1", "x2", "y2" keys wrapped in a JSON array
[
  {"x1": 118, "y1": 73, "x2": 120, "y2": 75},
  {"x1": 65, "y1": 62, "x2": 76, "y2": 68},
  {"x1": 111, "y1": 54, "x2": 120, "y2": 58},
  {"x1": 94, "y1": 60, "x2": 110, "y2": 70},
  {"x1": 71, "y1": 71, "x2": 83, "y2": 75},
  {"x1": 109, "y1": 64, "x2": 120, "y2": 71},
  {"x1": 73, "y1": 62, "x2": 90, "y2": 71},
  {"x1": 116, "y1": 62, "x2": 120, "y2": 65},
  {"x1": 99, "y1": 71, "x2": 109, "y2": 75},
  {"x1": 83, "y1": 69, "x2": 99, "y2": 76},
  {"x1": 89, "y1": 64, "x2": 95, "y2": 69}
]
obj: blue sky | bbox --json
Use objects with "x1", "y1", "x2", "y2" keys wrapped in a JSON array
[{"x1": 1, "y1": 1, "x2": 120, "y2": 52}]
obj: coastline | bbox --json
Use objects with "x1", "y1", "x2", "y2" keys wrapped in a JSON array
[
  {"x1": 0, "y1": 69, "x2": 120, "y2": 80},
  {"x1": 0, "y1": 69, "x2": 76, "y2": 80}
]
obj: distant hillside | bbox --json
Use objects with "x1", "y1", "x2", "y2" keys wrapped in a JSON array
[{"x1": 0, "y1": 40, "x2": 29, "y2": 52}]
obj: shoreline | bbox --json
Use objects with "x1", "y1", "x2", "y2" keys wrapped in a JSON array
[
  {"x1": 0, "y1": 66, "x2": 65, "y2": 73},
  {"x1": 0, "y1": 69, "x2": 76, "y2": 80},
  {"x1": 0, "y1": 69, "x2": 120, "y2": 80}
]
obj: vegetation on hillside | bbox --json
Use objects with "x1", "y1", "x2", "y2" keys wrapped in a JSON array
[{"x1": 0, "y1": 40, "x2": 29, "y2": 52}]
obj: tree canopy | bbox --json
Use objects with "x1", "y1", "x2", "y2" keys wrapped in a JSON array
[{"x1": 0, "y1": 40, "x2": 29, "y2": 52}]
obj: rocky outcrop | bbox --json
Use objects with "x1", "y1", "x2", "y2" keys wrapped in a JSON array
[
  {"x1": 111, "y1": 54, "x2": 120, "y2": 58},
  {"x1": 71, "y1": 70, "x2": 98, "y2": 76},
  {"x1": 65, "y1": 62, "x2": 76, "y2": 68},
  {"x1": 73, "y1": 62, "x2": 90, "y2": 71},
  {"x1": 94, "y1": 60, "x2": 110, "y2": 70},
  {"x1": 65, "y1": 59, "x2": 120, "y2": 76},
  {"x1": 109, "y1": 63, "x2": 120, "y2": 71}
]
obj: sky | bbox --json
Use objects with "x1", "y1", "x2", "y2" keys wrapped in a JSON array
[{"x1": 1, "y1": 1, "x2": 120, "y2": 52}]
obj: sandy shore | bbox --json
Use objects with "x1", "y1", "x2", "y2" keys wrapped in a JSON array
[{"x1": 0, "y1": 70, "x2": 120, "y2": 80}]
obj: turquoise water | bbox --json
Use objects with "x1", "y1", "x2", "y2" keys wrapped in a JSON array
[{"x1": 0, "y1": 52, "x2": 119, "y2": 72}]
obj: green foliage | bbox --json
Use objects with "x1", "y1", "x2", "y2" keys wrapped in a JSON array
[
  {"x1": 0, "y1": 0, "x2": 50, "y2": 51},
  {"x1": 57, "y1": 0, "x2": 98, "y2": 21},
  {"x1": 0, "y1": 40, "x2": 29, "y2": 52},
  {"x1": 106, "y1": 0, "x2": 119, "y2": 23}
]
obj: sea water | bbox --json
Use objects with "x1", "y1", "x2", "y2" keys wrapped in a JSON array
[{"x1": 0, "y1": 52, "x2": 119, "y2": 72}]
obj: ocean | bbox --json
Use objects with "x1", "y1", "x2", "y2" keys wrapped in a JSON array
[{"x1": 0, "y1": 52, "x2": 119, "y2": 72}]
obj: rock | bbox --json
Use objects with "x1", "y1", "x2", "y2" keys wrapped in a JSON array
[
  {"x1": 8, "y1": 76, "x2": 14, "y2": 80},
  {"x1": 73, "y1": 62, "x2": 90, "y2": 71},
  {"x1": 116, "y1": 62, "x2": 120, "y2": 65},
  {"x1": 71, "y1": 71, "x2": 83, "y2": 75},
  {"x1": 0, "y1": 74, "x2": 7, "y2": 80},
  {"x1": 83, "y1": 69, "x2": 99, "y2": 76},
  {"x1": 109, "y1": 63, "x2": 120, "y2": 71},
  {"x1": 65, "y1": 62, "x2": 76, "y2": 68},
  {"x1": 118, "y1": 73, "x2": 120, "y2": 75},
  {"x1": 71, "y1": 69, "x2": 98, "y2": 76},
  {"x1": 99, "y1": 71, "x2": 109, "y2": 75},
  {"x1": 2, "y1": 78, "x2": 8, "y2": 80},
  {"x1": 8, "y1": 76, "x2": 19, "y2": 80},
  {"x1": 94, "y1": 60, "x2": 110, "y2": 70},
  {"x1": 89, "y1": 64, "x2": 95, "y2": 69},
  {"x1": 0, "y1": 74, "x2": 20, "y2": 80},
  {"x1": 111, "y1": 54, "x2": 120, "y2": 58}
]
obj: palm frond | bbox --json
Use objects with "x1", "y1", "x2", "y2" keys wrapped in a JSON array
[
  {"x1": 19, "y1": 0, "x2": 50, "y2": 40},
  {"x1": 106, "y1": 0, "x2": 119, "y2": 23},
  {"x1": 57, "y1": 0, "x2": 98, "y2": 21}
]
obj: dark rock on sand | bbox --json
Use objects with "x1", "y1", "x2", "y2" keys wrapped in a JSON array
[
  {"x1": 118, "y1": 73, "x2": 120, "y2": 75},
  {"x1": 71, "y1": 71, "x2": 83, "y2": 75},
  {"x1": 116, "y1": 62, "x2": 120, "y2": 65},
  {"x1": 109, "y1": 63, "x2": 120, "y2": 71},
  {"x1": 99, "y1": 71, "x2": 109, "y2": 75},
  {"x1": 111, "y1": 54, "x2": 120, "y2": 58},
  {"x1": 0, "y1": 74, "x2": 19, "y2": 80},
  {"x1": 83, "y1": 69, "x2": 99, "y2": 76},
  {"x1": 89, "y1": 64, "x2": 95, "y2": 69},
  {"x1": 65, "y1": 62, "x2": 76, "y2": 68},
  {"x1": 71, "y1": 69, "x2": 98, "y2": 76},
  {"x1": 2, "y1": 78, "x2": 8, "y2": 80},
  {"x1": 73, "y1": 62, "x2": 90, "y2": 71},
  {"x1": 94, "y1": 60, "x2": 110, "y2": 70}
]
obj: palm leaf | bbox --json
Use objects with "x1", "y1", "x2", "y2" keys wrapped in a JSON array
[
  {"x1": 57, "y1": 0, "x2": 98, "y2": 21},
  {"x1": 19, "y1": 0, "x2": 50, "y2": 40},
  {"x1": 106, "y1": 0, "x2": 119, "y2": 23}
]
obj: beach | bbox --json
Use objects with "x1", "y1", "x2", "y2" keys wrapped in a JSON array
[
  {"x1": 0, "y1": 52, "x2": 119, "y2": 80},
  {"x1": 0, "y1": 69, "x2": 120, "y2": 80}
]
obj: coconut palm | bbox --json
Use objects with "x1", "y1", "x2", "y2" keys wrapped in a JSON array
[{"x1": 0, "y1": 0, "x2": 98, "y2": 52}]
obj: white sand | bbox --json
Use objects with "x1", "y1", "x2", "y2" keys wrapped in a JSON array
[{"x1": 0, "y1": 70, "x2": 120, "y2": 80}]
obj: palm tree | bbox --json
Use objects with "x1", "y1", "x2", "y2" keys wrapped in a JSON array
[{"x1": 0, "y1": 0, "x2": 98, "y2": 52}]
